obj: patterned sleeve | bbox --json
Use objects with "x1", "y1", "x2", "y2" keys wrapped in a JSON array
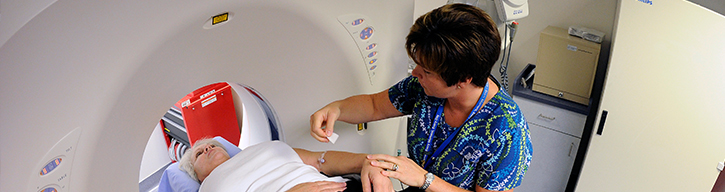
[
  {"x1": 477, "y1": 98, "x2": 533, "y2": 191},
  {"x1": 388, "y1": 76, "x2": 424, "y2": 115}
]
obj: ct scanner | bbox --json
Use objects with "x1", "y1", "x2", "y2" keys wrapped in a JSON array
[{"x1": 0, "y1": 0, "x2": 415, "y2": 191}]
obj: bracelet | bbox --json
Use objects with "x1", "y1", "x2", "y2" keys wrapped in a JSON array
[
  {"x1": 318, "y1": 151, "x2": 327, "y2": 169},
  {"x1": 420, "y1": 172, "x2": 434, "y2": 190}
]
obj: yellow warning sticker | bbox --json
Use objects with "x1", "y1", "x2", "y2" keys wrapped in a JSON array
[{"x1": 212, "y1": 13, "x2": 229, "y2": 25}]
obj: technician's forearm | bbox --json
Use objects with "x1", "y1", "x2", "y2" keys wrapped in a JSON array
[
  {"x1": 332, "y1": 94, "x2": 378, "y2": 124},
  {"x1": 335, "y1": 90, "x2": 402, "y2": 124}
]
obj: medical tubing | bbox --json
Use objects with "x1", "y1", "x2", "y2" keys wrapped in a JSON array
[
  {"x1": 503, "y1": 41, "x2": 513, "y2": 91},
  {"x1": 180, "y1": 144, "x2": 188, "y2": 160},
  {"x1": 169, "y1": 138, "x2": 177, "y2": 161},
  {"x1": 499, "y1": 22, "x2": 518, "y2": 91},
  {"x1": 509, "y1": 22, "x2": 519, "y2": 41},
  {"x1": 499, "y1": 24, "x2": 509, "y2": 90},
  {"x1": 175, "y1": 142, "x2": 184, "y2": 162}
]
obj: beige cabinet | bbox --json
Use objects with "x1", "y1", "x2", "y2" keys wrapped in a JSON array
[{"x1": 533, "y1": 26, "x2": 601, "y2": 105}]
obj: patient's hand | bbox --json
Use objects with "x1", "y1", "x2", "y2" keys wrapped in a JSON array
[
  {"x1": 287, "y1": 181, "x2": 347, "y2": 192},
  {"x1": 361, "y1": 157, "x2": 394, "y2": 192}
]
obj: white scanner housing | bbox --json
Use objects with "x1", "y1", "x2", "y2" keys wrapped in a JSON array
[{"x1": 494, "y1": 0, "x2": 529, "y2": 22}]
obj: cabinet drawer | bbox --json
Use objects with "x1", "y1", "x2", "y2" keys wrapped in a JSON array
[
  {"x1": 516, "y1": 123, "x2": 580, "y2": 192},
  {"x1": 514, "y1": 96, "x2": 586, "y2": 138}
]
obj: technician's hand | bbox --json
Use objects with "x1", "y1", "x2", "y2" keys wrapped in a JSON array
[
  {"x1": 361, "y1": 157, "x2": 394, "y2": 192},
  {"x1": 368, "y1": 154, "x2": 428, "y2": 188},
  {"x1": 287, "y1": 181, "x2": 347, "y2": 192},
  {"x1": 310, "y1": 103, "x2": 341, "y2": 142}
]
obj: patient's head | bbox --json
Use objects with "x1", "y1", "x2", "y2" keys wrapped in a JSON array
[{"x1": 179, "y1": 138, "x2": 231, "y2": 182}]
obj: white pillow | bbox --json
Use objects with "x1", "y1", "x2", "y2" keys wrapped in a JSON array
[{"x1": 157, "y1": 136, "x2": 242, "y2": 192}]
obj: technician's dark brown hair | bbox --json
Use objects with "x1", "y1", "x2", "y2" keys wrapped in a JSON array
[{"x1": 406, "y1": 3, "x2": 501, "y2": 87}]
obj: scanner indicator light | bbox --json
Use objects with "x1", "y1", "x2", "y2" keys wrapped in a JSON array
[
  {"x1": 352, "y1": 19, "x2": 364, "y2": 26},
  {"x1": 40, "y1": 158, "x2": 62, "y2": 176},
  {"x1": 366, "y1": 43, "x2": 377, "y2": 50},
  {"x1": 360, "y1": 27, "x2": 373, "y2": 40}
]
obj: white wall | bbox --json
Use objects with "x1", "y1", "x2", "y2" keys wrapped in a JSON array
[{"x1": 414, "y1": 0, "x2": 447, "y2": 20}]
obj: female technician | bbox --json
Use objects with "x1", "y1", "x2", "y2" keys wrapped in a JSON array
[{"x1": 310, "y1": 3, "x2": 532, "y2": 192}]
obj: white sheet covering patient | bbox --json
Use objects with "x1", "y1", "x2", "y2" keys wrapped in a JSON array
[
  {"x1": 201, "y1": 140, "x2": 345, "y2": 191},
  {"x1": 178, "y1": 138, "x2": 393, "y2": 192}
]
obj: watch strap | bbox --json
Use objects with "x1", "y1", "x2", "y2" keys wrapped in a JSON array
[{"x1": 420, "y1": 172, "x2": 434, "y2": 190}]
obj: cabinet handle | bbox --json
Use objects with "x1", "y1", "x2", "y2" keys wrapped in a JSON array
[
  {"x1": 569, "y1": 142, "x2": 575, "y2": 157},
  {"x1": 596, "y1": 110, "x2": 608, "y2": 135},
  {"x1": 537, "y1": 114, "x2": 556, "y2": 121}
]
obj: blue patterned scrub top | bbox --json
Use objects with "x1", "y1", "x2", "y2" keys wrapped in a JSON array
[{"x1": 388, "y1": 76, "x2": 532, "y2": 191}]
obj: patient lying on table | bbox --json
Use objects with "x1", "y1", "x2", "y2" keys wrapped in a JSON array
[{"x1": 178, "y1": 138, "x2": 390, "y2": 192}]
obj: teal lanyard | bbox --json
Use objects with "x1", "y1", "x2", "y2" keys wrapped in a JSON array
[{"x1": 422, "y1": 84, "x2": 489, "y2": 170}]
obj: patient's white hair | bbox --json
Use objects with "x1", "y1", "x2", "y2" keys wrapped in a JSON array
[{"x1": 178, "y1": 138, "x2": 227, "y2": 182}]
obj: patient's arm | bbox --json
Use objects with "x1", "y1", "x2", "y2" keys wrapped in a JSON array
[
  {"x1": 293, "y1": 148, "x2": 366, "y2": 175},
  {"x1": 293, "y1": 149, "x2": 393, "y2": 192}
]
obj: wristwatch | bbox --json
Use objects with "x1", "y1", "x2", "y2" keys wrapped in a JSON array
[{"x1": 420, "y1": 172, "x2": 434, "y2": 190}]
